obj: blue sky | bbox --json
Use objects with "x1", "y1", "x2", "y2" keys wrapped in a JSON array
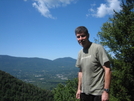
[{"x1": 0, "y1": 0, "x2": 121, "y2": 60}]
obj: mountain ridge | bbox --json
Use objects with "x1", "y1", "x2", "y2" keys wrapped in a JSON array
[
  {"x1": 0, "y1": 55, "x2": 78, "y2": 89},
  {"x1": 0, "y1": 55, "x2": 76, "y2": 61}
]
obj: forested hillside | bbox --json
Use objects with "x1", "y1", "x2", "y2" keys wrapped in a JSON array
[
  {"x1": 0, "y1": 70, "x2": 54, "y2": 101},
  {"x1": 0, "y1": 55, "x2": 78, "y2": 89}
]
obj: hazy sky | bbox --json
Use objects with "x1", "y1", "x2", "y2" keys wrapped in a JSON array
[{"x1": 0, "y1": 0, "x2": 121, "y2": 60}]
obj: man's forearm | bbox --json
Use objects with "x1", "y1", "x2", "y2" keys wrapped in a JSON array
[
  {"x1": 76, "y1": 71, "x2": 82, "y2": 99},
  {"x1": 103, "y1": 66, "x2": 111, "y2": 89},
  {"x1": 77, "y1": 72, "x2": 82, "y2": 91}
]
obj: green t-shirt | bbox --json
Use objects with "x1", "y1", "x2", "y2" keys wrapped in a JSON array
[{"x1": 76, "y1": 43, "x2": 109, "y2": 95}]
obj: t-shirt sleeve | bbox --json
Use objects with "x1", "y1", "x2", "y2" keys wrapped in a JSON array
[
  {"x1": 75, "y1": 51, "x2": 81, "y2": 68},
  {"x1": 97, "y1": 45, "x2": 110, "y2": 66}
]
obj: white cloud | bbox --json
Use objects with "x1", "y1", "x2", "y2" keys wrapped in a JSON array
[
  {"x1": 87, "y1": 0, "x2": 122, "y2": 18},
  {"x1": 32, "y1": 0, "x2": 77, "y2": 19},
  {"x1": 89, "y1": 8, "x2": 95, "y2": 12}
]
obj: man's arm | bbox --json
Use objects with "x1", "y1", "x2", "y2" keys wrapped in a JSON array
[
  {"x1": 102, "y1": 61, "x2": 111, "y2": 101},
  {"x1": 76, "y1": 68, "x2": 82, "y2": 99}
]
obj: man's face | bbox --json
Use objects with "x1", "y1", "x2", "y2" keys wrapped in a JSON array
[{"x1": 76, "y1": 33, "x2": 89, "y2": 48}]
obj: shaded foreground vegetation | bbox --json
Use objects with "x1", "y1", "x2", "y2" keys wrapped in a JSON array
[
  {"x1": 0, "y1": 70, "x2": 54, "y2": 101},
  {"x1": 0, "y1": 70, "x2": 79, "y2": 101}
]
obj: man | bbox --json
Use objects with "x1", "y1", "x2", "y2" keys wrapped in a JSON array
[{"x1": 75, "y1": 26, "x2": 111, "y2": 101}]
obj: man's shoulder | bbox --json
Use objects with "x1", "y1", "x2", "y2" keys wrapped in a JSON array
[
  {"x1": 91, "y1": 43, "x2": 103, "y2": 48},
  {"x1": 78, "y1": 49, "x2": 83, "y2": 54}
]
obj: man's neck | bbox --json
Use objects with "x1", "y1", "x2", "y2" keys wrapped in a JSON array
[{"x1": 84, "y1": 41, "x2": 92, "y2": 49}]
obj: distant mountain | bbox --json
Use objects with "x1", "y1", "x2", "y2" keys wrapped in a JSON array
[
  {"x1": 0, "y1": 55, "x2": 78, "y2": 89},
  {"x1": 0, "y1": 70, "x2": 53, "y2": 101}
]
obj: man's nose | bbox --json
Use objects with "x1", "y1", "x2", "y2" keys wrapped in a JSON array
[{"x1": 79, "y1": 36, "x2": 83, "y2": 40}]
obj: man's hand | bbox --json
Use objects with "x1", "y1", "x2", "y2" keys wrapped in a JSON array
[
  {"x1": 101, "y1": 91, "x2": 109, "y2": 101},
  {"x1": 76, "y1": 90, "x2": 81, "y2": 99}
]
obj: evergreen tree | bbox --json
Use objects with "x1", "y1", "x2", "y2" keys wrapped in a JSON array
[
  {"x1": 96, "y1": 0, "x2": 134, "y2": 100},
  {"x1": 53, "y1": 78, "x2": 79, "y2": 101}
]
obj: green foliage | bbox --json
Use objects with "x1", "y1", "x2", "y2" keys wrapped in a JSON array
[
  {"x1": 53, "y1": 78, "x2": 80, "y2": 101},
  {"x1": 96, "y1": 0, "x2": 134, "y2": 100},
  {"x1": 0, "y1": 70, "x2": 54, "y2": 101}
]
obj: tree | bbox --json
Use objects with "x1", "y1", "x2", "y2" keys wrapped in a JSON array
[
  {"x1": 53, "y1": 78, "x2": 79, "y2": 101},
  {"x1": 96, "y1": 0, "x2": 134, "y2": 101}
]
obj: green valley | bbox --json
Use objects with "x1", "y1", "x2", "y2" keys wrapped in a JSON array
[{"x1": 0, "y1": 55, "x2": 78, "y2": 90}]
